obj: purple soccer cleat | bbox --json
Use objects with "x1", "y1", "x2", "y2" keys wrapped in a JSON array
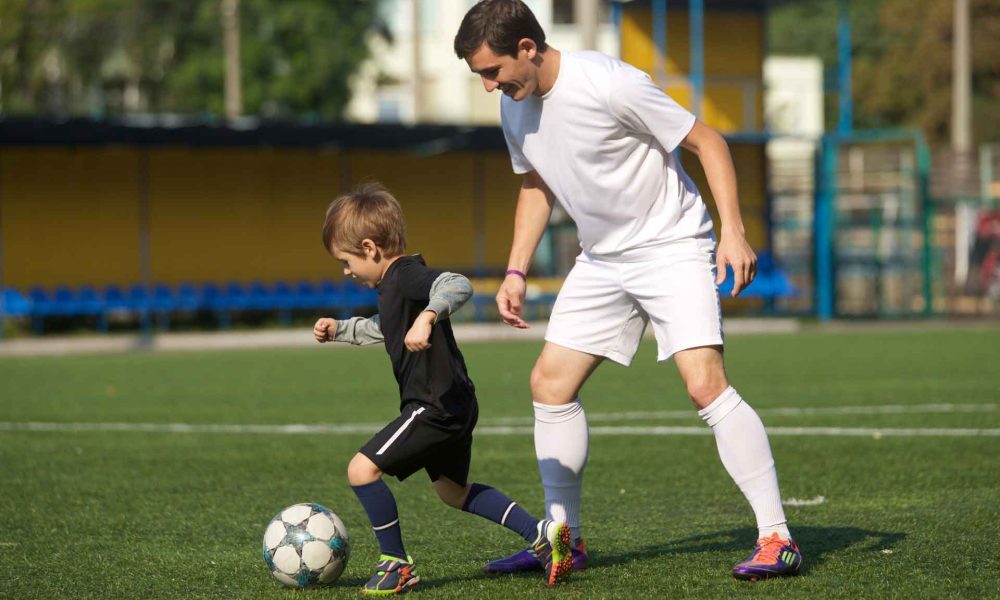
[
  {"x1": 484, "y1": 537, "x2": 588, "y2": 574},
  {"x1": 732, "y1": 532, "x2": 802, "y2": 581}
]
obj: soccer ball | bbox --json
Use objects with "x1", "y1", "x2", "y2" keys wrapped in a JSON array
[{"x1": 262, "y1": 503, "x2": 350, "y2": 588}]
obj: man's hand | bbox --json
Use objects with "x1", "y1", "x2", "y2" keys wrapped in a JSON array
[
  {"x1": 404, "y1": 311, "x2": 436, "y2": 352},
  {"x1": 313, "y1": 317, "x2": 337, "y2": 343},
  {"x1": 716, "y1": 230, "x2": 757, "y2": 297},
  {"x1": 496, "y1": 274, "x2": 529, "y2": 329}
]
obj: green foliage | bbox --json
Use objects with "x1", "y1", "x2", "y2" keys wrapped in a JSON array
[
  {"x1": 767, "y1": 0, "x2": 999, "y2": 143},
  {"x1": 0, "y1": 329, "x2": 998, "y2": 598},
  {"x1": 0, "y1": 0, "x2": 381, "y2": 119}
]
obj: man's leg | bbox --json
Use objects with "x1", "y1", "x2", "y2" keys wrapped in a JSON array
[
  {"x1": 674, "y1": 346, "x2": 801, "y2": 579},
  {"x1": 531, "y1": 342, "x2": 603, "y2": 542},
  {"x1": 484, "y1": 342, "x2": 602, "y2": 574}
]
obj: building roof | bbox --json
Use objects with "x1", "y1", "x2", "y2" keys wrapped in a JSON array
[{"x1": 0, "y1": 117, "x2": 509, "y2": 153}]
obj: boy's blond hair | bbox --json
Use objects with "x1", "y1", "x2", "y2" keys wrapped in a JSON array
[{"x1": 322, "y1": 182, "x2": 407, "y2": 257}]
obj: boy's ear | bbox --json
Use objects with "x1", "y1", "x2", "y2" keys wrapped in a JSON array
[{"x1": 360, "y1": 239, "x2": 380, "y2": 259}]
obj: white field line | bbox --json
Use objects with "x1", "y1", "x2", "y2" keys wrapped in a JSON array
[
  {"x1": 0, "y1": 402, "x2": 997, "y2": 437},
  {"x1": 488, "y1": 402, "x2": 997, "y2": 425}
]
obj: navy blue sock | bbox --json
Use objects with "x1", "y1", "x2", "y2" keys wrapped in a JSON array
[
  {"x1": 462, "y1": 483, "x2": 540, "y2": 542},
  {"x1": 351, "y1": 479, "x2": 407, "y2": 560}
]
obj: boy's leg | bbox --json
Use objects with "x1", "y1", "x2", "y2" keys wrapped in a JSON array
[
  {"x1": 435, "y1": 477, "x2": 572, "y2": 586},
  {"x1": 674, "y1": 347, "x2": 801, "y2": 579},
  {"x1": 435, "y1": 477, "x2": 540, "y2": 542},
  {"x1": 348, "y1": 453, "x2": 408, "y2": 561}
]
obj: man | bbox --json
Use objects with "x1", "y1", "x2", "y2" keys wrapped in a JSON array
[{"x1": 453, "y1": 0, "x2": 802, "y2": 582}]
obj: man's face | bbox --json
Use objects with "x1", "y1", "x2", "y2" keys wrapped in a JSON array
[{"x1": 465, "y1": 40, "x2": 538, "y2": 101}]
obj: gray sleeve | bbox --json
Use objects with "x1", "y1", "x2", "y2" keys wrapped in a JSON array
[
  {"x1": 424, "y1": 272, "x2": 473, "y2": 322},
  {"x1": 332, "y1": 314, "x2": 384, "y2": 345}
]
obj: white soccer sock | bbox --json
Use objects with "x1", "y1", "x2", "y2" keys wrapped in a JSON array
[
  {"x1": 698, "y1": 387, "x2": 791, "y2": 540},
  {"x1": 534, "y1": 399, "x2": 589, "y2": 543}
]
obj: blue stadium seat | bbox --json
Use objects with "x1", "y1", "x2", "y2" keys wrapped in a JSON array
[
  {"x1": 717, "y1": 251, "x2": 798, "y2": 300},
  {"x1": 53, "y1": 286, "x2": 79, "y2": 316},
  {"x1": 77, "y1": 285, "x2": 103, "y2": 315},
  {"x1": 151, "y1": 284, "x2": 176, "y2": 313},
  {"x1": 103, "y1": 285, "x2": 129, "y2": 313},
  {"x1": 319, "y1": 280, "x2": 343, "y2": 310},
  {"x1": 127, "y1": 284, "x2": 151, "y2": 313},
  {"x1": 224, "y1": 281, "x2": 251, "y2": 310},
  {"x1": 247, "y1": 281, "x2": 272, "y2": 311},
  {"x1": 201, "y1": 283, "x2": 231, "y2": 328},
  {"x1": 272, "y1": 281, "x2": 295, "y2": 325},
  {"x1": 29, "y1": 287, "x2": 56, "y2": 317},
  {"x1": 342, "y1": 280, "x2": 377, "y2": 312},
  {"x1": 0, "y1": 288, "x2": 31, "y2": 317},
  {"x1": 176, "y1": 283, "x2": 200, "y2": 312},
  {"x1": 295, "y1": 280, "x2": 322, "y2": 309}
]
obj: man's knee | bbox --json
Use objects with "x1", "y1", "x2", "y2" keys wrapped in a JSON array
[
  {"x1": 684, "y1": 368, "x2": 730, "y2": 408},
  {"x1": 675, "y1": 346, "x2": 730, "y2": 408},
  {"x1": 530, "y1": 360, "x2": 573, "y2": 405}
]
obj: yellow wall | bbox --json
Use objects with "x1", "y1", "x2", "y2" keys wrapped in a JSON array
[
  {"x1": 680, "y1": 143, "x2": 767, "y2": 250},
  {"x1": 1, "y1": 148, "x2": 142, "y2": 287},
  {"x1": 0, "y1": 146, "x2": 521, "y2": 289},
  {"x1": 618, "y1": 5, "x2": 767, "y2": 250},
  {"x1": 147, "y1": 148, "x2": 342, "y2": 284},
  {"x1": 621, "y1": 7, "x2": 764, "y2": 132}
]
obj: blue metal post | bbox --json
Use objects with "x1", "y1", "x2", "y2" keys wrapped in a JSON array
[
  {"x1": 837, "y1": 0, "x2": 853, "y2": 136},
  {"x1": 815, "y1": 135, "x2": 838, "y2": 320},
  {"x1": 652, "y1": 0, "x2": 668, "y2": 85},
  {"x1": 689, "y1": 0, "x2": 704, "y2": 118},
  {"x1": 610, "y1": 1, "x2": 623, "y2": 57}
]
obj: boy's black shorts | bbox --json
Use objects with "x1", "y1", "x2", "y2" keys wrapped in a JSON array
[{"x1": 360, "y1": 402, "x2": 478, "y2": 485}]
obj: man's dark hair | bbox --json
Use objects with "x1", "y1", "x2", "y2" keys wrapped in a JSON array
[{"x1": 454, "y1": 0, "x2": 548, "y2": 60}]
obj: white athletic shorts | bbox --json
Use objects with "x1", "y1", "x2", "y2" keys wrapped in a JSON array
[{"x1": 544, "y1": 237, "x2": 724, "y2": 366}]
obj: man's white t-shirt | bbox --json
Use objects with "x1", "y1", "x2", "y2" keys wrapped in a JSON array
[{"x1": 501, "y1": 50, "x2": 714, "y2": 261}]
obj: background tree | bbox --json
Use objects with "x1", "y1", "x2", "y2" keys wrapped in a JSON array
[
  {"x1": 0, "y1": 0, "x2": 383, "y2": 120},
  {"x1": 768, "y1": 0, "x2": 999, "y2": 144}
]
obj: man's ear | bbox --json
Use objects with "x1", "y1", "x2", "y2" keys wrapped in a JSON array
[{"x1": 518, "y1": 38, "x2": 537, "y2": 60}]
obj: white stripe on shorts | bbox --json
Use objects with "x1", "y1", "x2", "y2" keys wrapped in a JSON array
[{"x1": 376, "y1": 406, "x2": 426, "y2": 456}]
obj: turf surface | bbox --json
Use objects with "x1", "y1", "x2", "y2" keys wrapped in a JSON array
[{"x1": 1, "y1": 328, "x2": 998, "y2": 599}]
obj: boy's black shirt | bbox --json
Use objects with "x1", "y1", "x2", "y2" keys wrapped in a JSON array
[{"x1": 376, "y1": 255, "x2": 476, "y2": 417}]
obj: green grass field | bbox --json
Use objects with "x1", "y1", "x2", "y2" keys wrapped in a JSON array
[{"x1": 1, "y1": 328, "x2": 998, "y2": 599}]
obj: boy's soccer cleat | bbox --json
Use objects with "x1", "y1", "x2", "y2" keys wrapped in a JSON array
[
  {"x1": 732, "y1": 532, "x2": 802, "y2": 581},
  {"x1": 361, "y1": 555, "x2": 420, "y2": 596},
  {"x1": 483, "y1": 536, "x2": 588, "y2": 574},
  {"x1": 533, "y1": 520, "x2": 573, "y2": 586}
]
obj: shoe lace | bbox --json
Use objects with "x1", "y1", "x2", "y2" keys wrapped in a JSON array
[{"x1": 753, "y1": 534, "x2": 786, "y2": 564}]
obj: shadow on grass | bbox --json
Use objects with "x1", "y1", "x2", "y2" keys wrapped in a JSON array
[
  {"x1": 328, "y1": 526, "x2": 906, "y2": 590},
  {"x1": 594, "y1": 526, "x2": 907, "y2": 575}
]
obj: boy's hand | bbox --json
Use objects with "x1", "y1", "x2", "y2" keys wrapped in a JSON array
[
  {"x1": 404, "y1": 311, "x2": 435, "y2": 352},
  {"x1": 313, "y1": 317, "x2": 337, "y2": 343}
]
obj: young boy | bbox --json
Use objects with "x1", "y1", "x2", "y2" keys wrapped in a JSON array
[{"x1": 313, "y1": 182, "x2": 573, "y2": 596}]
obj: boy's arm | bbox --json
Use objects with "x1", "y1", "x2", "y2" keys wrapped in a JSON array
[
  {"x1": 679, "y1": 120, "x2": 757, "y2": 297},
  {"x1": 398, "y1": 269, "x2": 473, "y2": 352},
  {"x1": 424, "y1": 272, "x2": 473, "y2": 322},
  {"x1": 332, "y1": 315, "x2": 384, "y2": 345}
]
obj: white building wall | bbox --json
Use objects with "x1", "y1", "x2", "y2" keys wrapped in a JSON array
[{"x1": 345, "y1": 0, "x2": 619, "y2": 125}]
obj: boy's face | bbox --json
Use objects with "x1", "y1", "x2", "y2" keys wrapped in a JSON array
[
  {"x1": 332, "y1": 241, "x2": 384, "y2": 288},
  {"x1": 465, "y1": 39, "x2": 539, "y2": 101}
]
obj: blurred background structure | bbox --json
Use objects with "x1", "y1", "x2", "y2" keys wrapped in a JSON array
[{"x1": 0, "y1": 0, "x2": 997, "y2": 337}]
